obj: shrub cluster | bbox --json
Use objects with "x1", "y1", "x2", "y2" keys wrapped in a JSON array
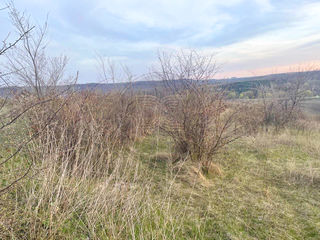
[{"x1": 27, "y1": 90, "x2": 158, "y2": 176}]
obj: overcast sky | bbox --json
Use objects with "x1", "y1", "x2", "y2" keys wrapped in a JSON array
[{"x1": 1, "y1": 0, "x2": 320, "y2": 83}]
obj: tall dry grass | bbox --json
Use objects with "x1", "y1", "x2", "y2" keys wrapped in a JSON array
[
  {"x1": 1, "y1": 132, "x2": 189, "y2": 239},
  {"x1": 0, "y1": 90, "x2": 198, "y2": 239},
  {"x1": 26, "y1": 91, "x2": 158, "y2": 175}
]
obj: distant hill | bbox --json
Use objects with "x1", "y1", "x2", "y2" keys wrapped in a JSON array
[
  {"x1": 1, "y1": 70, "x2": 320, "y2": 97},
  {"x1": 220, "y1": 70, "x2": 320, "y2": 94}
]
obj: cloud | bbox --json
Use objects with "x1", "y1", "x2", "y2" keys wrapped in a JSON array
[
  {"x1": 1, "y1": 0, "x2": 319, "y2": 82},
  {"x1": 254, "y1": 0, "x2": 273, "y2": 11}
]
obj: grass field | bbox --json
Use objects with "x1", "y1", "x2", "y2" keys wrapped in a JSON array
[
  {"x1": 302, "y1": 97, "x2": 320, "y2": 116},
  {"x1": 136, "y1": 127, "x2": 320, "y2": 239},
  {"x1": 1, "y1": 121, "x2": 320, "y2": 239}
]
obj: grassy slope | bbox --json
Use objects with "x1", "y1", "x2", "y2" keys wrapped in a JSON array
[{"x1": 1, "y1": 126, "x2": 320, "y2": 239}]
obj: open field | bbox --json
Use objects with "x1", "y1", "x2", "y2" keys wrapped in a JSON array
[{"x1": 302, "y1": 98, "x2": 320, "y2": 116}]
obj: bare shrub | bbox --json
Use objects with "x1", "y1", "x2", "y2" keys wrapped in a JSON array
[
  {"x1": 259, "y1": 72, "x2": 309, "y2": 131},
  {"x1": 153, "y1": 50, "x2": 241, "y2": 171},
  {"x1": 236, "y1": 101, "x2": 264, "y2": 135},
  {"x1": 27, "y1": 90, "x2": 158, "y2": 176}
]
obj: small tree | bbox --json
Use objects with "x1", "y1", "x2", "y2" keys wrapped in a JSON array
[
  {"x1": 6, "y1": 4, "x2": 73, "y2": 100},
  {"x1": 154, "y1": 50, "x2": 241, "y2": 172},
  {"x1": 0, "y1": 2, "x2": 76, "y2": 194},
  {"x1": 0, "y1": 3, "x2": 36, "y2": 194}
]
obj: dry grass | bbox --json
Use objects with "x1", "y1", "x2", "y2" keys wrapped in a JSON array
[{"x1": 1, "y1": 91, "x2": 320, "y2": 239}]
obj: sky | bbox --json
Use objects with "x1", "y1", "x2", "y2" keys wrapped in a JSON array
[{"x1": 1, "y1": 0, "x2": 320, "y2": 83}]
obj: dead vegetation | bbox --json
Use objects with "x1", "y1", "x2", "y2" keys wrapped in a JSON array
[
  {"x1": 27, "y1": 90, "x2": 159, "y2": 177},
  {"x1": 258, "y1": 73, "x2": 309, "y2": 131},
  {"x1": 154, "y1": 50, "x2": 242, "y2": 172}
]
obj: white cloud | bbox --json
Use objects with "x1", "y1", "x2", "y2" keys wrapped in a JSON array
[
  {"x1": 94, "y1": 0, "x2": 242, "y2": 29},
  {"x1": 195, "y1": 1, "x2": 320, "y2": 74},
  {"x1": 253, "y1": 0, "x2": 273, "y2": 11},
  {"x1": 2, "y1": 0, "x2": 319, "y2": 82}
]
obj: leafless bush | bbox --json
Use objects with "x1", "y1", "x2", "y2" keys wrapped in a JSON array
[
  {"x1": 27, "y1": 90, "x2": 158, "y2": 176},
  {"x1": 153, "y1": 50, "x2": 241, "y2": 171},
  {"x1": 259, "y1": 72, "x2": 309, "y2": 131},
  {"x1": 236, "y1": 101, "x2": 264, "y2": 135}
]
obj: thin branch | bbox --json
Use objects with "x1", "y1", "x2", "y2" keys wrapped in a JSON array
[{"x1": 0, "y1": 26, "x2": 34, "y2": 56}]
